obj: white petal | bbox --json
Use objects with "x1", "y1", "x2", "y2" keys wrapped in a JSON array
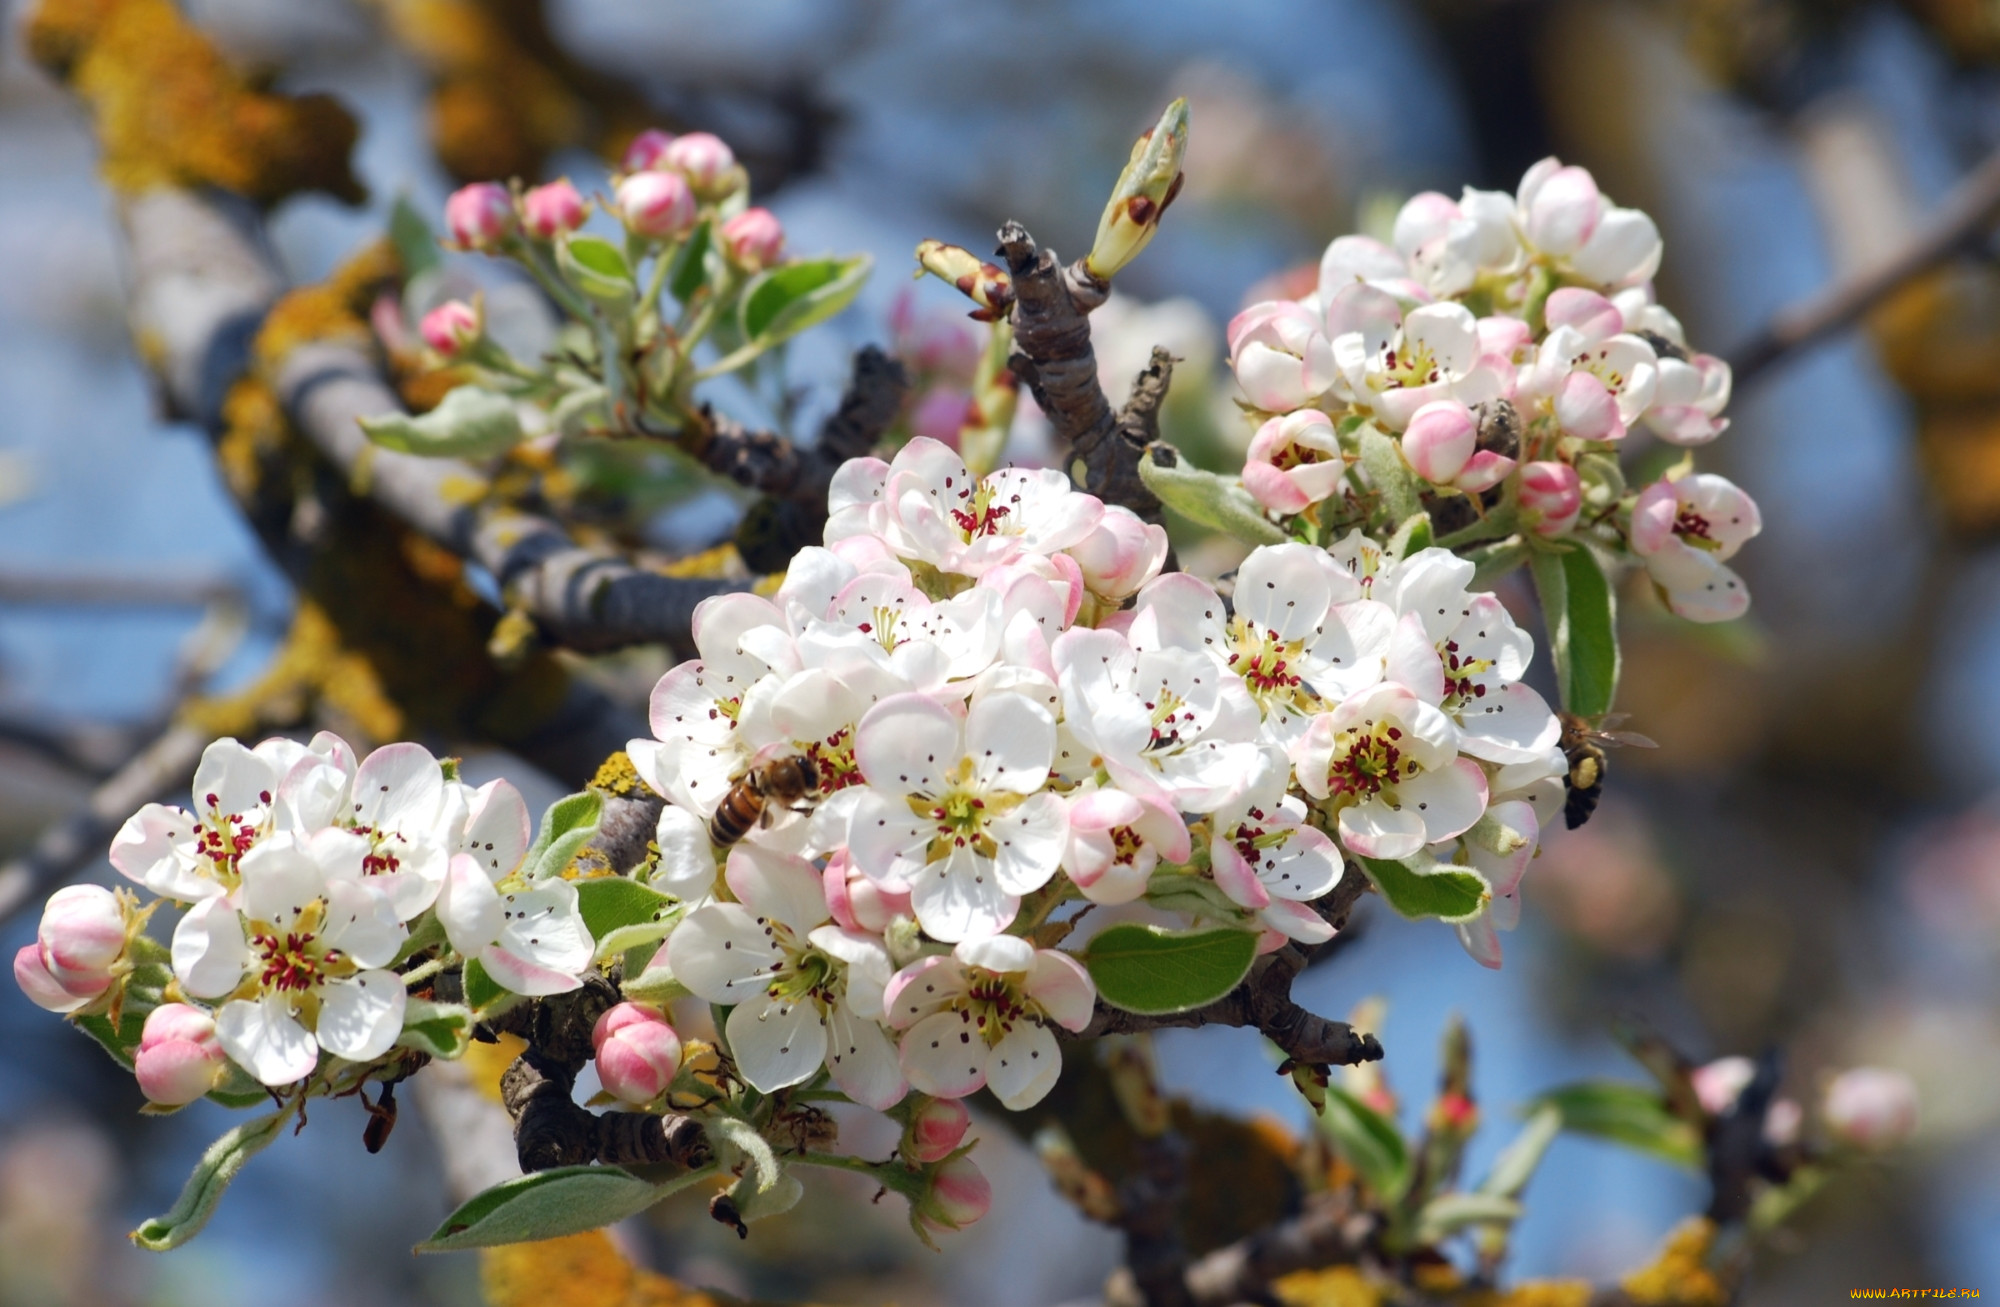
[
  {"x1": 854, "y1": 693, "x2": 962, "y2": 796},
  {"x1": 725, "y1": 844, "x2": 830, "y2": 934},
  {"x1": 215, "y1": 995, "x2": 319, "y2": 1086},
  {"x1": 1338, "y1": 798, "x2": 1427, "y2": 861},
  {"x1": 900, "y1": 1009, "x2": 987, "y2": 1098},
  {"x1": 808, "y1": 926, "x2": 892, "y2": 1019},
  {"x1": 316, "y1": 970, "x2": 407, "y2": 1061},
  {"x1": 965, "y1": 692, "x2": 1054, "y2": 794},
  {"x1": 437, "y1": 853, "x2": 502, "y2": 958},
  {"x1": 652, "y1": 805, "x2": 718, "y2": 900},
  {"x1": 461, "y1": 780, "x2": 531, "y2": 878},
  {"x1": 1025, "y1": 950, "x2": 1096, "y2": 1032},
  {"x1": 352, "y1": 742, "x2": 445, "y2": 834},
  {"x1": 1458, "y1": 682, "x2": 1561, "y2": 763},
  {"x1": 989, "y1": 792, "x2": 1067, "y2": 895},
  {"x1": 320, "y1": 879, "x2": 405, "y2": 969},
  {"x1": 171, "y1": 895, "x2": 248, "y2": 999},
  {"x1": 825, "y1": 1007, "x2": 906, "y2": 1110},
  {"x1": 238, "y1": 838, "x2": 323, "y2": 926},
  {"x1": 849, "y1": 788, "x2": 936, "y2": 885},
  {"x1": 191, "y1": 739, "x2": 280, "y2": 820},
  {"x1": 1402, "y1": 758, "x2": 1489, "y2": 844},
  {"x1": 1260, "y1": 898, "x2": 1336, "y2": 945},
  {"x1": 1257, "y1": 824, "x2": 1344, "y2": 902},
  {"x1": 666, "y1": 903, "x2": 784, "y2": 1002},
  {"x1": 883, "y1": 955, "x2": 969, "y2": 1027},
  {"x1": 726, "y1": 993, "x2": 827, "y2": 1092},
  {"x1": 1235, "y1": 544, "x2": 1334, "y2": 638},
  {"x1": 109, "y1": 804, "x2": 208, "y2": 900},
  {"x1": 988, "y1": 1022, "x2": 1062, "y2": 1109},
  {"x1": 478, "y1": 946, "x2": 584, "y2": 997},
  {"x1": 494, "y1": 881, "x2": 594, "y2": 977},
  {"x1": 909, "y1": 847, "x2": 1019, "y2": 942}
]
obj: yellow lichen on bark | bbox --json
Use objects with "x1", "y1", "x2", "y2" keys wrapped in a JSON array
[
  {"x1": 481, "y1": 1232, "x2": 731, "y2": 1307},
  {"x1": 1273, "y1": 1265, "x2": 1380, "y2": 1307},
  {"x1": 1621, "y1": 1217, "x2": 1728, "y2": 1307},
  {"x1": 26, "y1": 0, "x2": 364, "y2": 203},
  {"x1": 589, "y1": 750, "x2": 659, "y2": 799}
]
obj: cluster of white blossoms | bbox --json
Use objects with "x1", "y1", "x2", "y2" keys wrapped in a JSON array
[
  {"x1": 17, "y1": 734, "x2": 591, "y2": 1096},
  {"x1": 1231, "y1": 156, "x2": 1761, "y2": 623},
  {"x1": 621, "y1": 430, "x2": 1570, "y2": 1116}
]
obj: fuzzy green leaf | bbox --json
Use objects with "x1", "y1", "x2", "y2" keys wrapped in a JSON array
[
  {"x1": 359, "y1": 386, "x2": 523, "y2": 459},
  {"x1": 1529, "y1": 544, "x2": 1620, "y2": 717},
  {"x1": 669, "y1": 218, "x2": 713, "y2": 304},
  {"x1": 396, "y1": 998, "x2": 472, "y2": 1059},
  {"x1": 1532, "y1": 1081, "x2": 1703, "y2": 1171},
  {"x1": 131, "y1": 1109, "x2": 289, "y2": 1251},
  {"x1": 1358, "y1": 423, "x2": 1420, "y2": 524},
  {"x1": 1084, "y1": 924, "x2": 1257, "y2": 1015},
  {"x1": 739, "y1": 254, "x2": 871, "y2": 346},
  {"x1": 526, "y1": 791, "x2": 603, "y2": 881},
  {"x1": 1479, "y1": 1105, "x2": 1563, "y2": 1198},
  {"x1": 1356, "y1": 856, "x2": 1490, "y2": 923},
  {"x1": 417, "y1": 1163, "x2": 716, "y2": 1252},
  {"x1": 389, "y1": 195, "x2": 442, "y2": 280},
  {"x1": 1414, "y1": 1191, "x2": 1523, "y2": 1244},
  {"x1": 1316, "y1": 1082, "x2": 1410, "y2": 1203},
  {"x1": 576, "y1": 878, "x2": 676, "y2": 961},
  {"x1": 1136, "y1": 446, "x2": 1286, "y2": 545},
  {"x1": 559, "y1": 235, "x2": 637, "y2": 310}
]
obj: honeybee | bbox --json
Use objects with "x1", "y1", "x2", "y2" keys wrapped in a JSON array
[
  {"x1": 1559, "y1": 712, "x2": 1657, "y2": 830},
  {"x1": 709, "y1": 754, "x2": 822, "y2": 846}
]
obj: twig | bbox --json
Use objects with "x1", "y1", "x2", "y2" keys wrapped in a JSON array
[
  {"x1": 0, "y1": 572, "x2": 243, "y2": 608},
  {"x1": 999, "y1": 223, "x2": 1164, "y2": 524},
  {"x1": 1162, "y1": 1194, "x2": 1374, "y2": 1307},
  {"x1": 1729, "y1": 146, "x2": 2000, "y2": 387},
  {"x1": 0, "y1": 723, "x2": 208, "y2": 926}
]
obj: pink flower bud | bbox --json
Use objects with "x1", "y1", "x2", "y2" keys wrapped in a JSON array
[
  {"x1": 1764, "y1": 1097, "x2": 1802, "y2": 1148},
  {"x1": 662, "y1": 132, "x2": 738, "y2": 199},
  {"x1": 919, "y1": 1154, "x2": 991, "y2": 1232},
  {"x1": 823, "y1": 849, "x2": 911, "y2": 934},
  {"x1": 592, "y1": 1002, "x2": 683, "y2": 1105},
  {"x1": 1519, "y1": 461, "x2": 1582, "y2": 536},
  {"x1": 14, "y1": 945, "x2": 83, "y2": 1013},
  {"x1": 420, "y1": 300, "x2": 482, "y2": 356},
  {"x1": 719, "y1": 207, "x2": 785, "y2": 272},
  {"x1": 37, "y1": 885, "x2": 125, "y2": 996},
  {"x1": 1067, "y1": 506, "x2": 1169, "y2": 601},
  {"x1": 1544, "y1": 287, "x2": 1624, "y2": 343},
  {"x1": 1402, "y1": 400, "x2": 1477, "y2": 485},
  {"x1": 621, "y1": 128, "x2": 677, "y2": 173},
  {"x1": 615, "y1": 171, "x2": 697, "y2": 240},
  {"x1": 1476, "y1": 314, "x2": 1534, "y2": 364},
  {"x1": 135, "y1": 1003, "x2": 225, "y2": 1106},
  {"x1": 1691, "y1": 1055, "x2": 1755, "y2": 1116},
  {"x1": 1823, "y1": 1067, "x2": 1918, "y2": 1150},
  {"x1": 904, "y1": 1096, "x2": 972, "y2": 1164},
  {"x1": 1517, "y1": 158, "x2": 1602, "y2": 256},
  {"x1": 444, "y1": 182, "x2": 515, "y2": 251},
  {"x1": 521, "y1": 178, "x2": 587, "y2": 239},
  {"x1": 1553, "y1": 370, "x2": 1625, "y2": 442}
]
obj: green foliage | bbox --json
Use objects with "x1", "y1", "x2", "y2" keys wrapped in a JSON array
[
  {"x1": 1413, "y1": 1191, "x2": 1522, "y2": 1244},
  {"x1": 359, "y1": 386, "x2": 523, "y2": 459},
  {"x1": 389, "y1": 194, "x2": 441, "y2": 280},
  {"x1": 1387, "y1": 511, "x2": 1434, "y2": 559},
  {"x1": 1479, "y1": 1104, "x2": 1563, "y2": 1198},
  {"x1": 132, "y1": 1109, "x2": 290, "y2": 1251},
  {"x1": 1083, "y1": 924, "x2": 1258, "y2": 1015},
  {"x1": 526, "y1": 790, "x2": 603, "y2": 881},
  {"x1": 1358, "y1": 423, "x2": 1420, "y2": 524},
  {"x1": 1531, "y1": 1081, "x2": 1703, "y2": 1171},
  {"x1": 574, "y1": 877, "x2": 678, "y2": 962},
  {"x1": 738, "y1": 254, "x2": 871, "y2": 348},
  {"x1": 1316, "y1": 1082, "x2": 1410, "y2": 1203},
  {"x1": 417, "y1": 1163, "x2": 717, "y2": 1252},
  {"x1": 1529, "y1": 543, "x2": 1620, "y2": 717},
  {"x1": 1356, "y1": 856, "x2": 1489, "y2": 923},
  {"x1": 558, "y1": 235, "x2": 637, "y2": 311},
  {"x1": 396, "y1": 998, "x2": 472, "y2": 1059},
  {"x1": 1137, "y1": 447, "x2": 1286, "y2": 544},
  {"x1": 669, "y1": 218, "x2": 714, "y2": 303}
]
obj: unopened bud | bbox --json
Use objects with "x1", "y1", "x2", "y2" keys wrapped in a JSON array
[
  {"x1": 592, "y1": 1002, "x2": 683, "y2": 1104},
  {"x1": 1067, "y1": 505, "x2": 1169, "y2": 601},
  {"x1": 1402, "y1": 400, "x2": 1477, "y2": 486},
  {"x1": 616, "y1": 171, "x2": 697, "y2": 241},
  {"x1": 621, "y1": 128, "x2": 677, "y2": 173},
  {"x1": 1085, "y1": 98, "x2": 1189, "y2": 281},
  {"x1": 917, "y1": 1155, "x2": 991, "y2": 1233},
  {"x1": 719, "y1": 207, "x2": 786, "y2": 272},
  {"x1": 915, "y1": 240, "x2": 1014, "y2": 321},
  {"x1": 420, "y1": 300, "x2": 482, "y2": 356},
  {"x1": 444, "y1": 182, "x2": 515, "y2": 251},
  {"x1": 662, "y1": 132, "x2": 742, "y2": 201},
  {"x1": 1823, "y1": 1067, "x2": 1917, "y2": 1150},
  {"x1": 37, "y1": 885, "x2": 126, "y2": 994},
  {"x1": 521, "y1": 178, "x2": 588, "y2": 239},
  {"x1": 904, "y1": 1096, "x2": 972, "y2": 1164},
  {"x1": 1519, "y1": 461, "x2": 1582, "y2": 536},
  {"x1": 135, "y1": 1003, "x2": 226, "y2": 1106},
  {"x1": 1691, "y1": 1055, "x2": 1755, "y2": 1117}
]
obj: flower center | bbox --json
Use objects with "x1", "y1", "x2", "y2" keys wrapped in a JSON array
[
  {"x1": 1571, "y1": 347, "x2": 1629, "y2": 392},
  {"x1": 1674, "y1": 507, "x2": 1717, "y2": 547},
  {"x1": 1439, "y1": 639, "x2": 1493, "y2": 712},
  {"x1": 764, "y1": 927, "x2": 841, "y2": 1010},
  {"x1": 1142, "y1": 688, "x2": 1197, "y2": 751},
  {"x1": 1229, "y1": 806, "x2": 1294, "y2": 868},
  {"x1": 1380, "y1": 336, "x2": 1443, "y2": 389},
  {"x1": 803, "y1": 728, "x2": 860, "y2": 795},
  {"x1": 960, "y1": 974, "x2": 1036, "y2": 1046},
  {"x1": 246, "y1": 901, "x2": 349, "y2": 998},
  {"x1": 1270, "y1": 439, "x2": 1335, "y2": 473},
  {"x1": 1323, "y1": 720, "x2": 1420, "y2": 802},
  {"x1": 1226, "y1": 618, "x2": 1321, "y2": 718},
  {"x1": 1110, "y1": 825, "x2": 1146, "y2": 867},
  {"x1": 950, "y1": 480, "x2": 1013, "y2": 541},
  {"x1": 196, "y1": 789, "x2": 267, "y2": 887}
]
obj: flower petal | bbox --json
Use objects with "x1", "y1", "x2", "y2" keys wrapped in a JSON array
[
  {"x1": 316, "y1": 970, "x2": 407, "y2": 1061},
  {"x1": 854, "y1": 693, "x2": 962, "y2": 797},
  {"x1": 726, "y1": 993, "x2": 827, "y2": 1092},
  {"x1": 171, "y1": 894, "x2": 248, "y2": 1000},
  {"x1": 825, "y1": 1006, "x2": 906, "y2": 1110},
  {"x1": 215, "y1": 995, "x2": 319, "y2": 1086},
  {"x1": 666, "y1": 903, "x2": 783, "y2": 1002},
  {"x1": 320, "y1": 879, "x2": 405, "y2": 969},
  {"x1": 900, "y1": 1009, "x2": 987, "y2": 1099},
  {"x1": 909, "y1": 846, "x2": 1019, "y2": 942},
  {"x1": 1025, "y1": 950, "x2": 1096, "y2": 1032},
  {"x1": 987, "y1": 1022, "x2": 1062, "y2": 1109}
]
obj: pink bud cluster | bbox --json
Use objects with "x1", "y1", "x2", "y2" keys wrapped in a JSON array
[{"x1": 1227, "y1": 155, "x2": 1759, "y2": 624}]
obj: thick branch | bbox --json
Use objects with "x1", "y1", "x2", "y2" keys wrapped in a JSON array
[
  {"x1": 1071, "y1": 950, "x2": 1382, "y2": 1068},
  {"x1": 1163, "y1": 1195, "x2": 1374, "y2": 1307},
  {"x1": 0, "y1": 723, "x2": 207, "y2": 925},
  {"x1": 1729, "y1": 145, "x2": 2000, "y2": 387},
  {"x1": 999, "y1": 222, "x2": 1163, "y2": 524}
]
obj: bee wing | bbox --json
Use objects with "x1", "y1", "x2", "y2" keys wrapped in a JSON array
[{"x1": 1601, "y1": 731, "x2": 1658, "y2": 749}]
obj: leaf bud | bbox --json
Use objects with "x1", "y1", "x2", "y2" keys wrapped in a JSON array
[
  {"x1": 1085, "y1": 97, "x2": 1189, "y2": 281},
  {"x1": 914, "y1": 240, "x2": 1014, "y2": 321}
]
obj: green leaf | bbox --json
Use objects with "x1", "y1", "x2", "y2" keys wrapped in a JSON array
[
  {"x1": 1316, "y1": 1082, "x2": 1410, "y2": 1203},
  {"x1": 620, "y1": 965, "x2": 692, "y2": 1005},
  {"x1": 1532, "y1": 1081, "x2": 1703, "y2": 1171},
  {"x1": 1387, "y1": 511, "x2": 1433, "y2": 559},
  {"x1": 669, "y1": 218, "x2": 713, "y2": 304},
  {"x1": 359, "y1": 386, "x2": 523, "y2": 459},
  {"x1": 526, "y1": 791, "x2": 603, "y2": 881},
  {"x1": 1083, "y1": 924, "x2": 1257, "y2": 1015},
  {"x1": 396, "y1": 998, "x2": 472, "y2": 1059},
  {"x1": 739, "y1": 254, "x2": 871, "y2": 346},
  {"x1": 575, "y1": 878, "x2": 676, "y2": 961},
  {"x1": 1414, "y1": 1192, "x2": 1523, "y2": 1245},
  {"x1": 1529, "y1": 544, "x2": 1620, "y2": 717},
  {"x1": 131, "y1": 1109, "x2": 289, "y2": 1251},
  {"x1": 559, "y1": 235, "x2": 637, "y2": 310},
  {"x1": 1479, "y1": 1105, "x2": 1562, "y2": 1198},
  {"x1": 1137, "y1": 446, "x2": 1286, "y2": 545},
  {"x1": 1356, "y1": 856, "x2": 1489, "y2": 924},
  {"x1": 1466, "y1": 537, "x2": 1528, "y2": 590},
  {"x1": 461, "y1": 958, "x2": 514, "y2": 1017},
  {"x1": 389, "y1": 194, "x2": 441, "y2": 280},
  {"x1": 417, "y1": 1163, "x2": 716, "y2": 1252},
  {"x1": 1358, "y1": 423, "x2": 1420, "y2": 524}
]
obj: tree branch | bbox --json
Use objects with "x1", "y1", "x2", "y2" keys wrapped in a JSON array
[
  {"x1": 999, "y1": 222, "x2": 1164, "y2": 524},
  {"x1": 1729, "y1": 145, "x2": 2000, "y2": 387}
]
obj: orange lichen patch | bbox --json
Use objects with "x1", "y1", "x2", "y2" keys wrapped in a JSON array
[
  {"x1": 26, "y1": 0, "x2": 363, "y2": 204},
  {"x1": 463, "y1": 1032, "x2": 527, "y2": 1103},
  {"x1": 360, "y1": 0, "x2": 651, "y2": 183},
  {"x1": 480, "y1": 1231, "x2": 731, "y2": 1307},
  {"x1": 1273, "y1": 1265, "x2": 1380, "y2": 1307},
  {"x1": 254, "y1": 241, "x2": 402, "y2": 373},
  {"x1": 1492, "y1": 1281, "x2": 1595, "y2": 1307},
  {"x1": 1872, "y1": 267, "x2": 2000, "y2": 404},
  {"x1": 1914, "y1": 403, "x2": 2000, "y2": 536},
  {"x1": 1621, "y1": 1217, "x2": 1728, "y2": 1307}
]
